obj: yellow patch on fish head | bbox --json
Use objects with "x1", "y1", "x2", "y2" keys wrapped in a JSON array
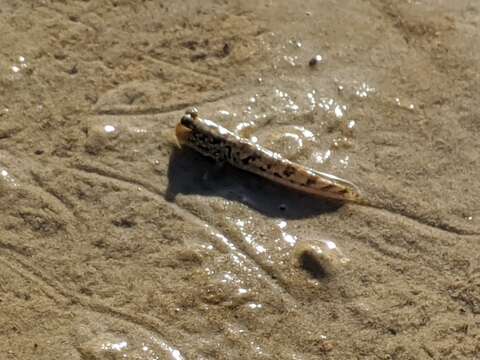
[{"x1": 175, "y1": 122, "x2": 192, "y2": 146}]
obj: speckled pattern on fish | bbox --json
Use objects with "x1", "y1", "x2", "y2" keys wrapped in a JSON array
[{"x1": 176, "y1": 111, "x2": 362, "y2": 202}]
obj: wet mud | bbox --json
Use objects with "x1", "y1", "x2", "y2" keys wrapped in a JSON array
[{"x1": 1, "y1": 1, "x2": 479, "y2": 359}]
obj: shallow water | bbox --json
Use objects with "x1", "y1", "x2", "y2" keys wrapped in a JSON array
[{"x1": 0, "y1": 0, "x2": 479, "y2": 359}]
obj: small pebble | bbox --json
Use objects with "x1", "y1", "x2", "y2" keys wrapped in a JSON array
[
  {"x1": 222, "y1": 43, "x2": 231, "y2": 56},
  {"x1": 292, "y1": 240, "x2": 349, "y2": 278},
  {"x1": 308, "y1": 54, "x2": 323, "y2": 67},
  {"x1": 67, "y1": 64, "x2": 78, "y2": 75}
]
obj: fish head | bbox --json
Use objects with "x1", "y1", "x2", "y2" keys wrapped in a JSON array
[{"x1": 175, "y1": 114, "x2": 195, "y2": 145}]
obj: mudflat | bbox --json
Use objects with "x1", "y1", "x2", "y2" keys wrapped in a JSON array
[{"x1": 0, "y1": 1, "x2": 479, "y2": 359}]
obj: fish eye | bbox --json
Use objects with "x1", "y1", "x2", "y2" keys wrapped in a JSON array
[
  {"x1": 185, "y1": 107, "x2": 198, "y2": 118},
  {"x1": 180, "y1": 114, "x2": 195, "y2": 129}
]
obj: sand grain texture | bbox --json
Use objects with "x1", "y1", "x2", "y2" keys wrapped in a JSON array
[{"x1": 0, "y1": 0, "x2": 479, "y2": 359}]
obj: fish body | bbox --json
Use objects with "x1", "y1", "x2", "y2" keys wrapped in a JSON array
[{"x1": 176, "y1": 111, "x2": 362, "y2": 202}]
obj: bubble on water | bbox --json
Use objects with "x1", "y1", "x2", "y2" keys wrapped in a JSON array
[
  {"x1": 217, "y1": 109, "x2": 236, "y2": 123},
  {"x1": 394, "y1": 97, "x2": 416, "y2": 111},
  {"x1": 285, "y1": 133, "x2": 303, "y2": 148},
  {"x1": 78, "y1": 332, "x2": 185, "y2": 360},
  {"x1": 283, "y1": 55, "x2": 299, "y2": 66},
  {"x1": 201, "y1": 244, "x2": 214, "y2": 251},
  {"x1": 355, "y1": 82, "x2": 375, "y2": 98},
  {"x1": 318, "y1": 98, "x2": 347, "y2": 118},
  {"x1": 288, "y1": 39, "x2": 302, "y2": 49},
  {"x1": 244, "y1": 105, "x2": 253, "y2": 115},
  {"x1": 306, "y1": 91, "x2": 316, "y2": 109},
  {"x1": 313, "y1": 149, "x2": 332, "y2": 164},
  {"x1": 0, "y1": 167, "x2": 17, "y2": 188},
  {"x1": 238, "y1": 288, "x2": 248, "y2": 295},
  {"x1": 276, "y1": 220, "x2": 297, "y2": 247},
  {"x1": 205, "y1": 269, "x2": 254, "y2": 306},
  {"x1": 78, "y1": 334, "x2": 130, "y2": 359},
  {"x1": 101, "y1": 340, "x2": 128, "y2": 352},
  {"x1": 256, "y1": 125, "x2": 316, "y2": 160},
  {"x1": 10, "y1": 56, "x2": 28, "y2": 73},
  {"x1": 339, "y1": 155, "x2": 350, "y2": 168},
  {"x1": 294, "y1": 126, "x2": 315, "y2": 139},
  {"x1": 270, "y1": 88, "x2": 301, "y2": 113},
  {"x1": 131, "y1": 127, "x2": 147, "y2": 134},
  {"x1": 103, "y1": 125, "x2": 116, "y2": 133},
  {"x1": 152, "y1": 337, "x2": 184, "y2": 360},
  {"x1": 235, "y1": 218, "x2": 267, "y2": 255},
  {"x1": 332, "y1": 137, "x2": 354, "y2": 150},
  {"x1": 85, "y1": 124, "x2": 120, "y2": 155}
]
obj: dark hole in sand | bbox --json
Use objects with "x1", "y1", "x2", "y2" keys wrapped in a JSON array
[{"x1": 298, "y1": 251, "x2": 328, "y2": 279}]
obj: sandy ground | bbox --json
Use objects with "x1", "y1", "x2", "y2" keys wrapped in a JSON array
[{"x1": 1, "y1": 0, "x2": 480, "y2": 359}]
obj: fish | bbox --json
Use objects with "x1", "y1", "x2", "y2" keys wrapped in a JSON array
[{"x1": 175, "y1": 110, "x2": 363, "y2": 202}]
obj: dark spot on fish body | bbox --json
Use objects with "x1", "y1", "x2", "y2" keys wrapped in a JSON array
[
  {"x1": 224, "y1": 145, "x2": 232, "y2": 160},
  {"x1": 197, "y1": 142, "x2": 211, "y2": 153},
  {"x1": 231, "y1": 151, "x2": 243, "y2": 163},
  {"x1": 283, "y1": 166, "x2": 296, "y2": 177},
  {"x1": 241, "y1": 155, "x2": 257, "y2": 165},
  {"x1": 193, "y1": 132, "x2": 206, "y2": 143},
  {"x1": 306, "y1": 177, "x2": 317, "y2": 186},
  {"x1": 320, "y1": 184, "x2": 339, "y2": 192},
  {"x1": 208, "y1": 136, "x2": 222, "y2": 145},
  {"x1": 318, "y1": 184, "x2": 347, "y2": 194}
]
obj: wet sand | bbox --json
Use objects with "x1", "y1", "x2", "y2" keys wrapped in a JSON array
[{"x1": 1, "y1": 1, "x2": 479, "y2": 359}]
